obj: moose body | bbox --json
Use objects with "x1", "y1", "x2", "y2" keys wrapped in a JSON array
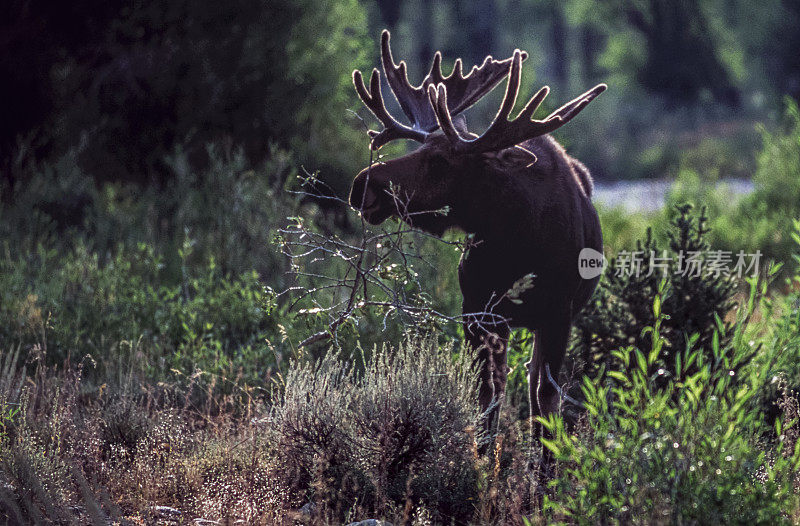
[{"x1": 350, "y1": 30, "x2": 605, "y2": 435}]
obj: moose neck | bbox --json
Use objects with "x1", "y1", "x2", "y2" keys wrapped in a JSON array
[
  {"x1": 453, "y1": 140, "x2": 589, "y2": 260},
  {"x1": 453, "y1": 165, "x2": 542, "y2": 245}
]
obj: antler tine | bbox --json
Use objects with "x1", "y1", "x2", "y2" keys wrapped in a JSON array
[
  {"x1": 429, "y1": 52, "x2": 445, "y2": 85},
  {"x1": 429, "y1": 48, "x2": 607, "y2": 154},
  {"x1": 511, "y1": 83, "x2": 608, "y2": 138},
  {"x1": 495, "y1": 50, "x2": 523, "y2": 124},
  {"x1": 379, "y1": 29, "x2": 530, "y2": 134},
  {"x1": 381, "y1": 29, "x2": 442, "y2": 132},
  {"x1": 354, "y1": 29, "x2": 535, "y2": 148},
  {"x1": 517, "y1": 86, "x2": 550, "y2": 121},
  {"x1": 428, "y1": 84, "x2": 460, "y2": 144},
  {"x1": 546, "y1": 84, "x2": 608, "y2": 124},
  {"x1": 352, "y1": 68, "x2": 427, "y2": 150}
]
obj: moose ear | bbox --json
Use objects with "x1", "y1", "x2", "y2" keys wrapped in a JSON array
[{"x1": 482, "y1": 145, "x2": 537, "y2": 168}]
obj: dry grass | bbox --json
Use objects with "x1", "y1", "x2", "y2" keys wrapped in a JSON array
[{"x1": 0, "y1": 339, "x2": 549, "y2": 525}]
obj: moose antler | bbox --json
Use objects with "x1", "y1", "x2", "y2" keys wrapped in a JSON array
[
  {"x1": 353, "y1": 68, "x2": 428, "y2": 147},
  {"x1": 428, "y1": 49, "x2": 607, "y2": 153},
  {"x1": 353, "y1": 30, "x2": 527, "y2": 150}
]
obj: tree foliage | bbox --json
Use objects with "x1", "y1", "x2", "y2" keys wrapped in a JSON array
[{"x1": 1, "y1": 0, "x2": 369, "y2": 192}]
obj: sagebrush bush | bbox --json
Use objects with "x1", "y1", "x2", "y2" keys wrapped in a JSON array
[
  {"x1": 0, "y1": 351, "x2": 289, "y2": 524},
  {"x1": 271, "y1": 336, "x2": 481, "y2": 523},
  {"x1": 1, "y1": 360, "x2": 90, "y2": 523}
]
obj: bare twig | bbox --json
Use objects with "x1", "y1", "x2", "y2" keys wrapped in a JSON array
[
  {"x1": 545, "y1": 363, "x2": 583, "y2": 408},
  {"x1": 277, "y1": 155, "x2": 510, "y2": 348}
]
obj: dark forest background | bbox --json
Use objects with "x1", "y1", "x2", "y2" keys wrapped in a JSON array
[{"x1": 3, "y1": 0, "x2": 799, "y2": 196}]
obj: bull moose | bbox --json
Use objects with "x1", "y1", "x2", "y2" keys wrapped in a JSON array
[{"x1": 350, "y1": 30, "x2": 606, "y2": 439}]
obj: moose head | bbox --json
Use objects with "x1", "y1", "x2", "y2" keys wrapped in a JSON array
[{"x1": 350, "y1": 30, "x2": 606, "y2": 444}]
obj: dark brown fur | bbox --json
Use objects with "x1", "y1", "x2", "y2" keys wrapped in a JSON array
[{"x1": 350, "y1": 131, "x2": 603, "y2": 433}]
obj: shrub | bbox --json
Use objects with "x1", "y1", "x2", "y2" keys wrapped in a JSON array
[
  {"x1": 0, "y1": 145, "x2": 299, "y2": 280},
  {"x1": 542, "y1": 280, "x2": 800, "y2": 525},
  {"x1": 571, "y1": 204, "x2": 739, "y2": 383},
  {"x1": 741, "y1": 98, "x2": 800, "y2": 262},
  {"x1": 0, "y1": 239, "x2": 281, "y2": 389},
  {"x1": 271, "y1": 336, "x2": 481, "y2": 523},
  {"x1": 0, "y1": 355, "x2": 287, "y2": 524},
  {"x1": 1, "y1": 360, "x2": 89, "y2": 523},
  {"x1": 753, "y1": 219, "x2": 800, "y2": 425}
]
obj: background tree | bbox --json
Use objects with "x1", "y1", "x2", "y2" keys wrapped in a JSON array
[{"x1": 0, "y1": 0, "x2": 369, "y2": 196}]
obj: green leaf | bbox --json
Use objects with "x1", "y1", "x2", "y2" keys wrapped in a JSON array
[
  {"x1": 635, "y1": 349, "x2": 647, "y2": 374},
  {"x1": 608, "y1": 371, "x2": 630, "y2": 384},
  {"x1": 541, "y1": 438, "x2": 562, "y2": 457}
]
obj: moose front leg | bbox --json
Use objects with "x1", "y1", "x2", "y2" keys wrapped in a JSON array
[{"x1": 465, "y1": 319, "x2": 510, "y2": 439}]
